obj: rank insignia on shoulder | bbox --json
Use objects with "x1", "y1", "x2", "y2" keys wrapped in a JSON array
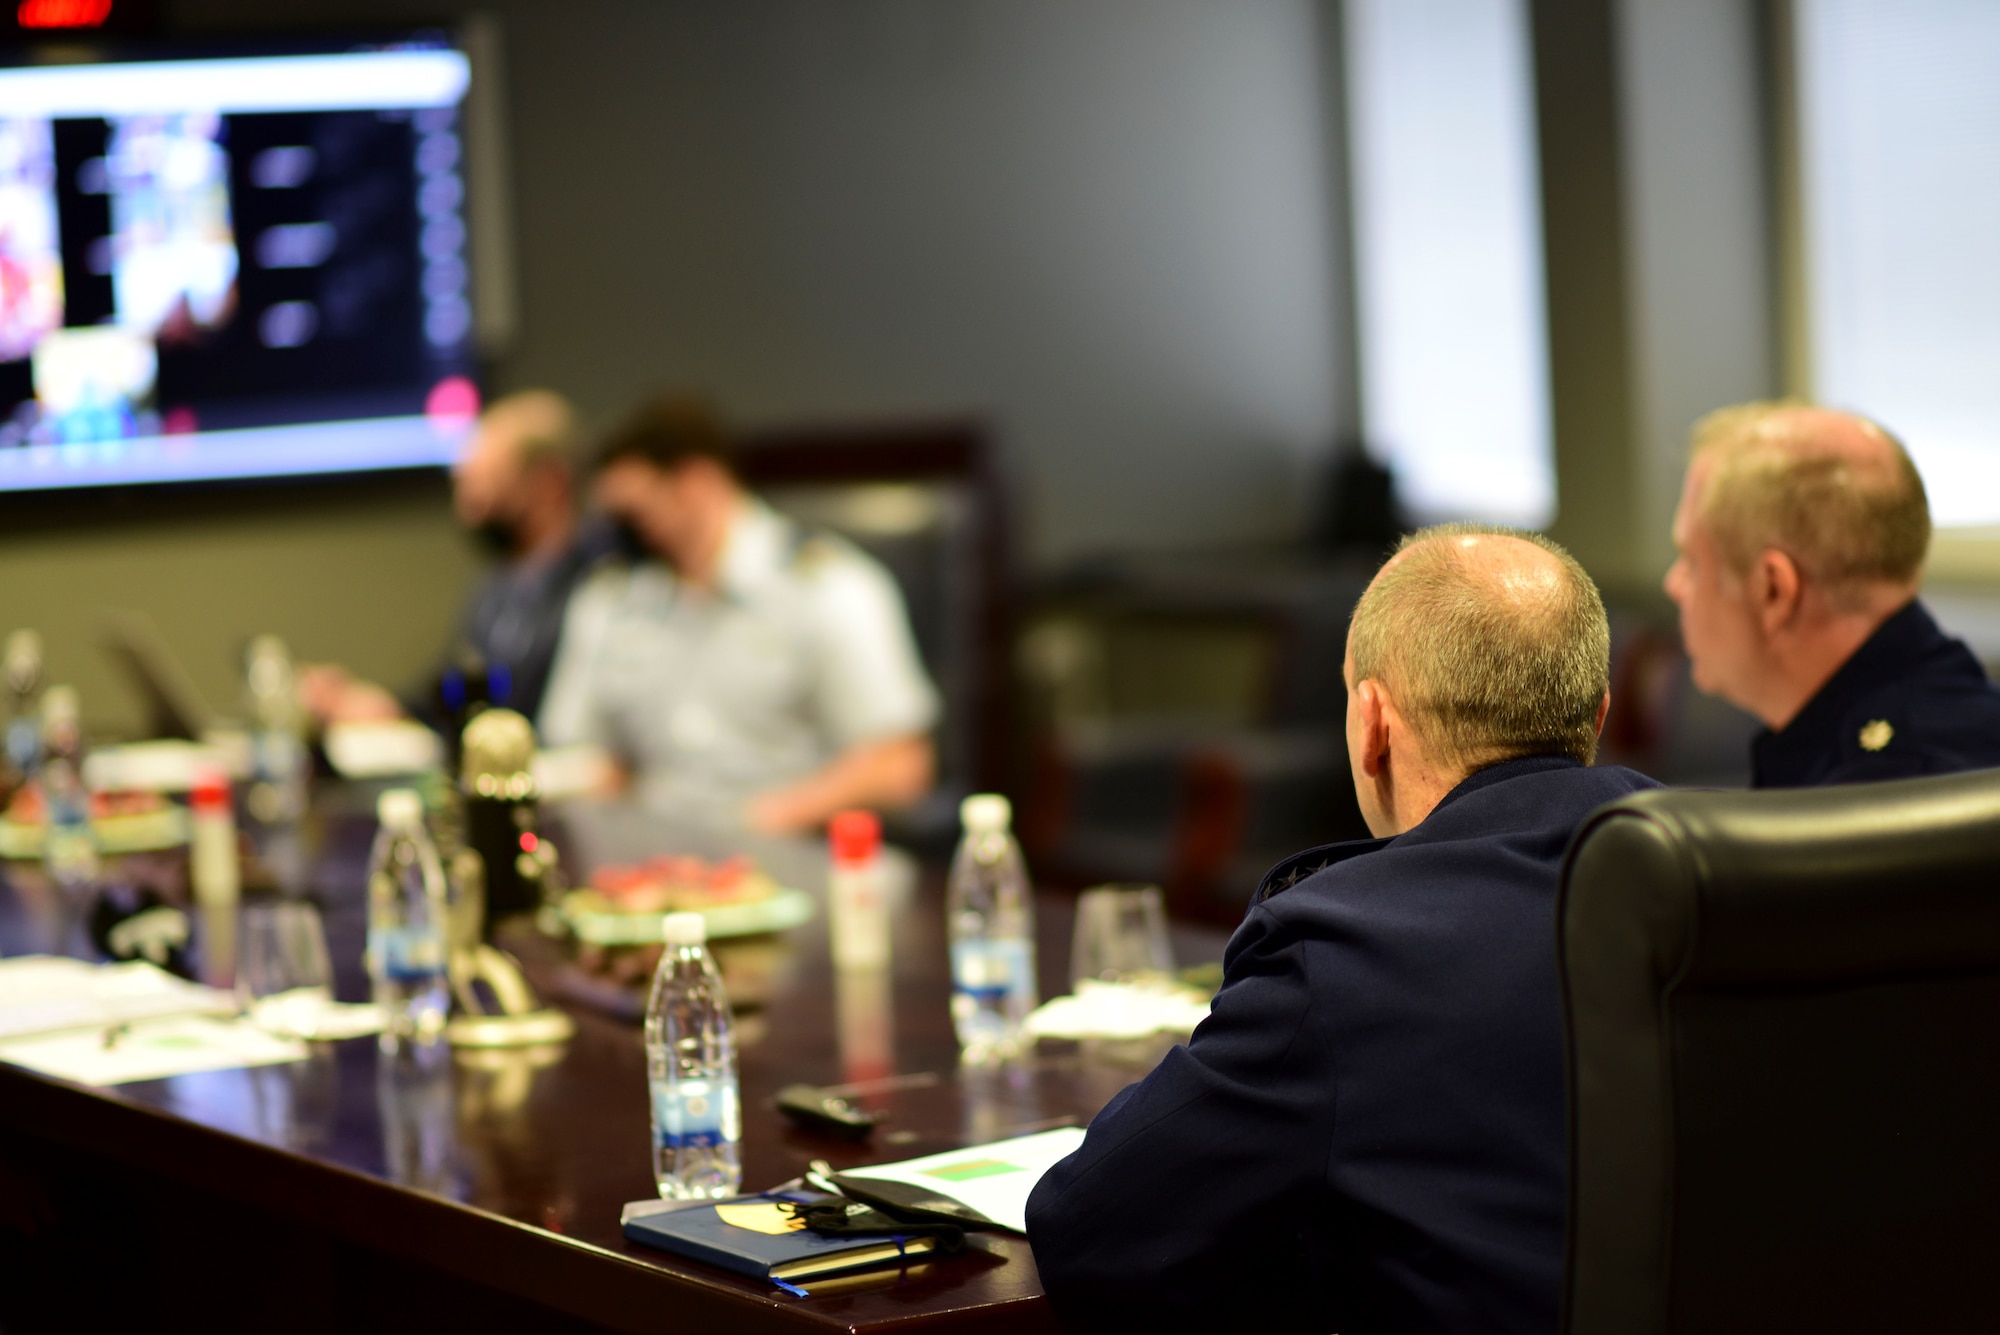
[
  {"x1": 791, "y1": 535, "x2": 836, "y2": 575},
  {"x1": 1858, "y1": 719, "x2": 1894, "y2": 752}
]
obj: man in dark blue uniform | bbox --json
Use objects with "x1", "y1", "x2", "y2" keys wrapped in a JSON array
[
  {"x1": 1664, "y1": 401, "x2": 2000, "y2": 787},
  {"x1": 1025, "y1": 525, "x2": 1658, "y2": 1333},
  {"x1": 436, "y1": 389, "x2": 608, "y2": 721},
  {"x1": 301, "y1": 390, "x2": 606, "y2": 727}
]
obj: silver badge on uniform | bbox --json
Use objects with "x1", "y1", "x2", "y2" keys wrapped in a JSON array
[{"x1": 1858, "y1": 719, "x2": 1894, "y2": 752}]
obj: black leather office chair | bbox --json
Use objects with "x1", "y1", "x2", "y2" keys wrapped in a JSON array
[{"x1": 1557, "y1": 772, "x2": 2000, "y2": 1335}]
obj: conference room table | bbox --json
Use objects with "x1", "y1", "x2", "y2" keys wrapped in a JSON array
[{"x1": 0, "y1": 788, "x2": 1231, "y2": 1334}]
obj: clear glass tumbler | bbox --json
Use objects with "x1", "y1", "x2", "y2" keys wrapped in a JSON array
[
  {"x1": 1069, "y1": 883, "x2": 1175, "y2": 991},
  {"x1": 237, "y1": 900, "x2": 335, "y2": 1039}
]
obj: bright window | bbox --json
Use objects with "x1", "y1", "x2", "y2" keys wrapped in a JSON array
[
  {"x1": 1343, "y1": 0, "x2": 1554, "y2": 527},
  {"x1": 1795, "y1": 0, "x2": 2000, "y2": 527}
]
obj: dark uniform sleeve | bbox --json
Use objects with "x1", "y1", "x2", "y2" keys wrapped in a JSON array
[{"x1": 1024, "y1": 905, "x2": 1336, "y2": 1330}]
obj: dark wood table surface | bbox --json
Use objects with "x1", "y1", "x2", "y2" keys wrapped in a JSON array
[{"x1": 0, "y1": 793, "x2": 1229, "y2": 1334}]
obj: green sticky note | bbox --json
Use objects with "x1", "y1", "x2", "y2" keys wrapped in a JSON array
[{"x1": 924, "y1": 1158, "x2": 1023, "y2": 1183}]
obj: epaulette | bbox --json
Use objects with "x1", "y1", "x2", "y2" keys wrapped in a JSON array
[
  {"x1": 789, "y1": 532, "x2": 840, "y2": 577},
  {"x1": 1261, "y1": 860, "x2": 1332, "y2": 902}
]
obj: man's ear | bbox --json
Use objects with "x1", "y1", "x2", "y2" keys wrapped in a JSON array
[
  {"x1": 1354, "y1": 679, "x2": 1392, "y2": 779},
  {"x1": 1752, "y1": 547, "x2": 1804, "y2": 634},
  {"x1": 1594, "y1": 690, "x2": 1612, "y2": 737}
]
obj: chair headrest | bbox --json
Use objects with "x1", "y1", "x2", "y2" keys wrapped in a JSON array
[{"x1": 1560, "y1": 769, "x2": 2000, "y2": 989}]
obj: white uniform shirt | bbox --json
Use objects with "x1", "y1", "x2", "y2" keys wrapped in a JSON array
[{"x1": 537, "y1": 498, "x2": 940, "y2": 824}]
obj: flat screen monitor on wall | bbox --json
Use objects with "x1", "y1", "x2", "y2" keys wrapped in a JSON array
[{"x1": 0, "y1": 36, "x2": 480, "y2": 492}]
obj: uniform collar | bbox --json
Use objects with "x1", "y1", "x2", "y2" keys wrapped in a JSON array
[
  {"x1": 1254, "y1": 753, "x2": 1582, "y2": 901},
  {"x1": 1751, "y1": 599, "x2": 1939, "y2": 785},
  {"x1": 1428, "y1": 751, "x2": 1580, "y2": 815}
]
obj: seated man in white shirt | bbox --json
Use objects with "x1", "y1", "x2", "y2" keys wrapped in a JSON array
[{"x1": 537, "y1": 396, "x2": 939, "y2": 834}]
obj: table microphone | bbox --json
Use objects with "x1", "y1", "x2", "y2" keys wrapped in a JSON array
[
  {"x1": 446, "y1": 708, "x2": 574, "y2": 1049},
  {"x1": 460, "y1": 708, "x2": 557, "y2": 931}
]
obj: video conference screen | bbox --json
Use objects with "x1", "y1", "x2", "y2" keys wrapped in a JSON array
[{"x1": 0, "y1": 38, "x2": 479, "y2": 491}]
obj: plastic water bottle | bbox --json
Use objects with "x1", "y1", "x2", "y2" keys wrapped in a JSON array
[
  {"x1": 39, "y1": 686, "x2": 98, "y2": 899},
  {"x1": 377, "y1": 1046, "x2": 458, "y2": 1193},
  {"x1": 946, "y1": 793, "x2": 1038, "y2": 1064},
  {"x1": 244, "y1": 634, "x2": 310, "y2": 827},
  {"x1": 189, "y1": 772, "x2": 241, "y2": 988},
  {"x1": 366, "y1": 788, "x2": 451, "y2": 1054},
  {"x1": 645, "y1": 911, "x2": 741, "y2": 1200},
  {"x1": 828, "y1": 809, "x2": 890, "y2": 970},
  {"x1": 3, "y1": 629, "x2": 45, "y2": 787}
]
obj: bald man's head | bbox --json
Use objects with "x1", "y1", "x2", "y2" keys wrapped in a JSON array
[
  {"x1": 454, "y1": 389, "x2": 578, "y2": 533},
  {"x1": 475, "y1": 389, "x2": 577, "y2": 472},
  {"x1": 1348, "y1": 524, "x2": 1610, "y2": 767},
  {"x1": 1689, "y1": 400, "x2": 1929, "y2": 604}
]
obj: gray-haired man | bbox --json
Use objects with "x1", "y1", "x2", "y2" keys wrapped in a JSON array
[{"x1": 1027, "y1": 524, "x2": 1658, "y2": 1334}]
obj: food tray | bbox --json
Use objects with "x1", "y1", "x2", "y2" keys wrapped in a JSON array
[
  {"x1": 0, "y1": 807, "x2": 192, "y2": 860},
  {"x1": 560, "y1": 885, "x2": 817, "y2": 946}
]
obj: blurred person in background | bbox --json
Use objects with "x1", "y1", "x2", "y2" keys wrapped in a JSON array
[
  {"x1": 302, "y1": 389, "x2": 605, "y2": 727},
  {"x1": 537, "y1": 395, "x2": 937, "y2": 834},
  {"x1": 1664, "y1": 400, "x2": 2000, "y2": 787}
]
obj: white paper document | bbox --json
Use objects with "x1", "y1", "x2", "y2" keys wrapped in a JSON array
[
  {"x1": 0, "y1": 1014, "x2": 308, "y2": 1086},
  {"x1": 841, "y1": 1126, "x2": 1089, "y2": 1234},
  {"x1": 0, "y1": 955, "x2": 238, "y2": 1041}
]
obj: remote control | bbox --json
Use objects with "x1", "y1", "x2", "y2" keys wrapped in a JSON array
[{"x1": 776, "y1": 1084, "x2": 886, "y2": 1140}]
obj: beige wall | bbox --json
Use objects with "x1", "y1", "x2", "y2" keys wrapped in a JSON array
[{"x1": 0, "y1": 476, "x2": 477, "y2": 738}]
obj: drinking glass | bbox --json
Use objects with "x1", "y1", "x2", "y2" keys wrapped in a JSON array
[
  {"x1": 238, "y1": 900, "x2": 335, "y2": 1039},
  {"x1": 1069, "y1": 884, "x2": 1174, "y2": 990}
]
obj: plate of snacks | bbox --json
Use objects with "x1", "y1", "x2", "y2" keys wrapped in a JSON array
[
  {"x1": 560, "y1": 853, "x2": 815, "y2": 945},
  {"x1": 0, "y1": 783, "x2": 190, "y2": 860}
]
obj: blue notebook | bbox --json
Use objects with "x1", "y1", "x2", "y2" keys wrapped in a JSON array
[{"x1": 621, "y1": 1193, "x2": 952, "y2": 1284}]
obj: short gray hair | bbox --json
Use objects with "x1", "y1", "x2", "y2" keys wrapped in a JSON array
[
  {"x1": 1348, "y1": 523, "x2": 1610, "y2": 766},
  {"x1": 487, "y1": 389, "x2": 579, "y2": 472},
  {"x1": 1691, "y1": 400, "x2": 1929, "y2": 602}
]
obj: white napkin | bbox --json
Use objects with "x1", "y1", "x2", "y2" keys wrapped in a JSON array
[{"x1": 1025, "y1": 980, "x2": 1213, "y2": 1041}]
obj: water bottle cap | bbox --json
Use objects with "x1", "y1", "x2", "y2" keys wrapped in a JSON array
[
  {"x1": 828, "y1": 809, "x2": 881, "y2": 866},
  {"x1": 662, "y1": 911, "x2": 707, "y2": 946},
  {"x1": 377, "y1": 788, "x2": 424, "y2": 830},
  {"x1": 191, "y1": 770, "x2": 232, "y2": 813},
  {"x1": 960, "y1": 793, "x2": 1012, "y2": 833}
]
